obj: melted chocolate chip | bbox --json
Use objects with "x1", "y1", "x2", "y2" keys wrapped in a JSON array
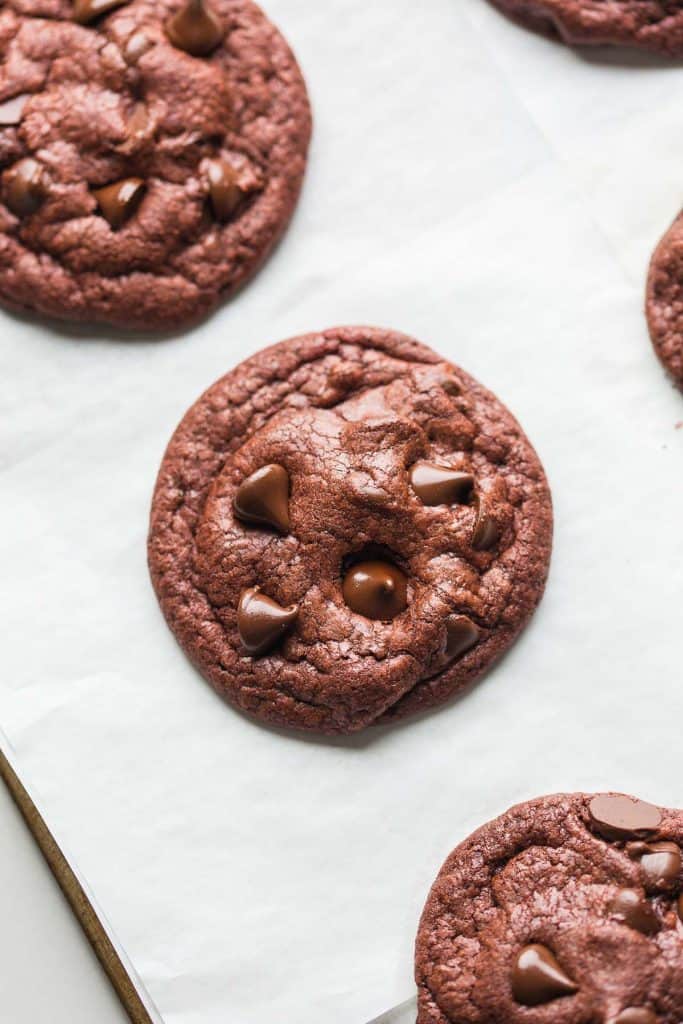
[
  {"x1": 165, "y1": 0, "x2": 224, "y2": 56},
  {"x1": 233, "y1": 464, "x2": 290, "y2": 534},
  {"x1": 472, "y1": 495, "x2": 499, "y2": 551},
  {"x1": 342, "y1": 561, "x2": 408, "y2": 621},
  {"x1": 511, "y1": 944, "x2": 578, "y2": 1006},
  {"x1": 611, "y1": 1010, "x2": 657, "y2": 1024},
  {"x1": 205, "y1": 159, "x2": 246, "y2": 222},
  {"x1": 409, "y1": 462, "x2": 474, "y2": 506},
  {"x1": 4, "y1": 158, "x2": 47, "y2": 217},
  {"x1": 72, "y1": 0, "x2": 129, "y2": 24},
  {"x1": 589, "y1": 794, "x2": 662, "y2": 842},
  {"x1": 93, "y1": 177, "x2": 145, "y2": 229},
  {"x1": 638, "y1": 842, "x2": 682, "y2": 889},
  {"x1": 609, "y1": 889, "x2": 659, "y2": 935},
  {"x1": 445, "y1": 615, "x2": 480, "y2": 660},
  {"x1": 0, "y1": 94, "x2": 30, "y2": 126},
  {"x1": 237, "y1": 587, "x2": 298, "y2": 656}
]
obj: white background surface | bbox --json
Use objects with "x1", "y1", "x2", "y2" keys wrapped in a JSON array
[
  {"x1": 0, "y1": 780, "x2": 127, "y2": 1022},
  {"x1": 1, "y1": 1, "x2": 682, "y2": 1022}
]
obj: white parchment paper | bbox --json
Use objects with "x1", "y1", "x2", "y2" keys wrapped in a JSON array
[{"x1": 1, "y1": 2, "x2": 682, "y2": 1022}]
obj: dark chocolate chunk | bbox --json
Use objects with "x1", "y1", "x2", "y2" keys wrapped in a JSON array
[
  {"x1": 609, "y1": 889, "x2": 659, "y2": 935},
  {"x1": 511, "y1": 944, "x2": 578, "y2": 1006},
  {"x1": 410, "y1": 462, "x2": 474, "y2": 506},
  {"x1": 638, "y1": 842, "x2": 682, "y2": 889},
  {"x1": 0, "y1": 94, "x2": 30, "y2": 126},
  {"x1": 611, "y1": 1010, "x2": 657, "y2": 1024},
  {"x1": 342, "y1": 560, "x2": 408, "y2": 621},
  {"x1": 4, "y1": 158, "x2": 47, "y2": 217},
  {"x1": 233, "y1": 464, "x2": 290, "y2": 534},
  {"x1": 589, "y1": 794, "x2": 662, "y2": 842},
  {"x1": 93, "y1": 177, "x2": 145, "y2": 229},
  {"x1": 237, "y1": 587, "x2": 298, "y2": 655},
  {"x1": 73, "y1": 0, "x2": 129, "y2": 24},
  {"x1": 205, "y1": 159, "x2": 246, "y2": 222},
  {"x1": 166, "y1": 0, "x2": 224, "y2": 57},
  {"x1": 472, "y1": 495, "x2": 499, "y2": 551},
  {"x1": 445, "y1": 615, "x2": 480, "y2": 660}
]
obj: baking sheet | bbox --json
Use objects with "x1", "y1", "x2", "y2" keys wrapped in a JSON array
[{"x1": 1, "y1": 1, "x2": 682, "y2": 1022}]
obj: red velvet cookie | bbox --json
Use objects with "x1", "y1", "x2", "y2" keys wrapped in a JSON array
[
  {"x1": 647, "y1": 211, "x2": 683, "y2": 390},
  {"x1": 487, "y1": 0, "x2": 683, "y2": 56},
  {"x1": 416, "y1": 792, "x2": 683, "y2": 1024},
  {"x1": 0, "y1": 0, "x2": 310, "y2": 329},
  {"x1": 148, "y1": 327, "x2": 553, "y2": 734}
]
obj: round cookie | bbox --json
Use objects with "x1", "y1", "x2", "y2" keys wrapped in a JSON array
[
  {"x1": 416, "y1": 792, "x2": 683, "y2": 1024},
  {"x1": 487, "y1": 0, "x2": 683, "y2": 56},
  {"x1": 647, "y1": 212, "x2": 683, "y2": 390},
  {"x1": 0, "y1": 0, "x2": 310, "y2": 330},
  {"x1": 148, "y1": 326, "x2": 553, "y2": 734}
]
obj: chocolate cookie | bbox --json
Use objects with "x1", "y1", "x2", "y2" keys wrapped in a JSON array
[
  {"x1": 148, "y1": 327, "x2": 553, "y2": 734},
  {"x1": 487, "y1": 0, "x2": 683, "y2": 56},
  {"x1": 647, "y1": 212, "x2": 683, "y2": 390},
  {"x1": 0, "y1": 0, "x2": 310, "y2": 329},
  {"x1": 416, "y1": 792, "x2": 683, "y2": 1024}
]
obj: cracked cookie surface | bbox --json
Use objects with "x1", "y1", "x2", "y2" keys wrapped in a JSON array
[
  {"x1": 0, "y1": 0, "x2": 310, "y2": 329},
  {"x1": 148, "y1": 326, "x2": 553, "y2": 734},
  {"x1": 487, "y1": 0, "x2": 683, "y2": 55},
  {"x1": 647, "y1": 212, "x2": 683, "y2": 390},
  {"x1": 416, "y1": 792, "x2": 683, "y2": 1024}
]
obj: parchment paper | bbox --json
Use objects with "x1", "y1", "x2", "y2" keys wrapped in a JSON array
[{"x1": 1, "y1": 2, "x2": 682, "y2": 1022}]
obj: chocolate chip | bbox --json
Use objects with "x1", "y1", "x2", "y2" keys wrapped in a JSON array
[
  {"x1": 233, "y1": 464, "x2": 290, "y2": 534},
  {"x1": 0, "y1": 94, "x2": 30, "y2": 126},
  {"x1": 610, "y1": 1010, "x2": 657, "y2": 1024},
  {"x1": 205, "y1": 159, "x2": 246, "y2": 222},
  {"x1": 123, "y1": 30, "x2": 154, "y2": 64},
  {"x1": 678, "y1": 894, "x2": 683, "y2": 922},
  {"x1": 638, "y1": 842, "x2": 681, "y2": 889},
  {"x1": 342, "y1": 560, "x2": 408, "y2": 621},
  {"x1": 608, "y1": 889, "x2": 659, "y2": 935},
  {"x1": 589, "y1": 794, "x2": 662, "y2": 842},
  {"x1": 472, "y1": 494, "x2": 499, "y2": 551},
  {"x1": 409, "y1": 462, "x2": 474, "y2": 506},
  {"x1": 165, "y1": 0, "x2": 224, "y2": 56},
  {"x1": 511, "y1": 944, "x2": 578, "y2": 1006},
  {"x1": 440, "y1": 376, "x2": 461, "y2": 396},
  {"x1": 445, "y1": 615, "x2": 480, "y2": 660},
  {"x1": 4, "y1": 158, "x2": 47, "y2": 217},
  {"x1": 93, "y1": 177, "x2": 145, "y2": 229},
  {"x1": 72, "y1": 0, "x2": 129, "y2": 24},
  {"x1": 237, "y1": 587, "x2": 298, "y2": 656}
]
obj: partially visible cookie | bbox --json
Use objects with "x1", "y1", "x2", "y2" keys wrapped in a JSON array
[
  {"x1": 416, "y1": 792, "x2": 683, "y2": 1024},
  {"x1": 0, "y1": 0, "x2": 310, "y2": 329},
  {"x1": 148, "y1": 326, "x2": 553, "y2": 734},
  {"x1": 487, "y1": 0, "x2": 683, "y2": 56},
  {"x1": 647, "y1": 212, "x2": 683, "y2": 390}
]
